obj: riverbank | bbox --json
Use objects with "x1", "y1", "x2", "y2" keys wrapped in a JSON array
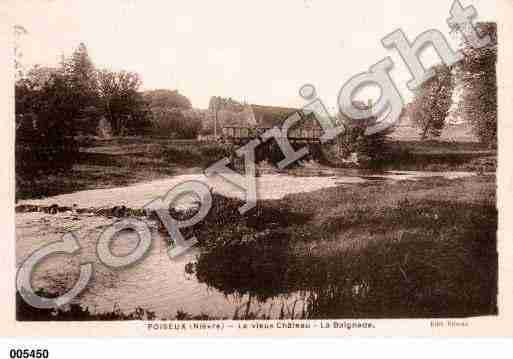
[
  {"x1": 15, "y1": 135, "x2": 497, "y2": 319},
  {"x1": 15, "y1": 137, "x2": 228, "y2": 200},
  {"x1": 16, "y1": 136, "x2": 496, "y2": 201},
  {"x1": 190, "y1": 174, "x2": 497, "y2": 318},
  {"x1": 16, "y1": 173, "x2": 496, "y2": 320}
]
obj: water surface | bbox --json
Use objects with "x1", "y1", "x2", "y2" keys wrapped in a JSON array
[{"x1": 16, "y1": 170, "x2": 478, "y2": 318}]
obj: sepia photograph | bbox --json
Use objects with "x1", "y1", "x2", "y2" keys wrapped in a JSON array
[{"x1": 6, "y1": 0, "x2": 505, "y2": 333}]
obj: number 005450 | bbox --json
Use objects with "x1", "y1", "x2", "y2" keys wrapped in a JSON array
[{"x1": 9, "y1": 349, "x2": 49, "y2": 359}]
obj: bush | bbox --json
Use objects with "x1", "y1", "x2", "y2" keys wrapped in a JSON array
[
  {"x1": 15, "y1": 90, "x2": 79, "y2": 192},
  {"x1": 15, "y1": 68, "x2": 81, "y2": 190},
  {"x1": 161, "y1": 142, "x2": 232, "y2": 166},
  {"x1": 151, "y1": 108, "x2": 202, "y2": 139}
]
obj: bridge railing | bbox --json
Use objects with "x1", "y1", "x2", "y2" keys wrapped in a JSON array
[{"x1": 222, "y1": 126, "x2": 323, "y2": 141}]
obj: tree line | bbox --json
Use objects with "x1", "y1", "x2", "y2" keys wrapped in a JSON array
[
  {"x1": 14, "y1": 42, "x2": 203, "y2": 182},
  {"x1": 15, "y1": 43, "x2": 202, "y2": 139},
  {"x1": 409, "y1": 22, "x2": 496, "y2": 146},
  {"x1": 14, "y1": 22, "x2": 496, "y2": 183}
]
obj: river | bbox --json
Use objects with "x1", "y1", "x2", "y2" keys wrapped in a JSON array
[{"x1": 16, "y1": 170, "x2": 477, "y2": 319}]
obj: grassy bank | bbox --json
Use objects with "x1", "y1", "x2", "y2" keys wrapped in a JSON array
[
  {"x1": 16, "y1": 135, "x2": 498, "y2": 318},
  {"x1": 17, "y1": 136, "x2": 496, "y2": 201},
  {"x1": 16, "y1": 174, "x2": 497, "y2": 320},
  {"x1": 16, "y1": 137, "x2": 230, "y2": 200},
  {"x1": 187, "y1": 175, "x2": 497, "y2": 318},
  {"x1": 370, "y1": 140, "x2": 496, "y2": 172}
]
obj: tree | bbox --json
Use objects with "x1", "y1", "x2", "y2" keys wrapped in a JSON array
[
  {"x1": 16, "y1": 65, "x2": 81, "y2": 138},
  {"x1": 409, "y1": 64, "x2": 455, "y2": 139},
  {"x1": 15, "y1": 42, "x2": 100, "y2": 186},
  {"x1": 142, "y1": 89, "x2": 192, "y2": 110},
  {"x1": 142, "y1": 89, "x2": 199, "y2": 138},
  {"x1": 62, "y1": 43, "x2": 99, "y2": 113},
  {"x1": 207, "y1": 97, "x2": 245, "y2": 138},
  {"x1": 16, "y1": 68, "x2": 80, "y2": 185},
  {"x1": 453, "y1": 22, "x2": 497, "y2": 146},
  {"x1": 321, "y1": 101, "x2": 389, "y2": 165},
  {"x1": 98, "y1": 70, "x2": 150, "y2": 135},
  {"x1": 151, "y1": 108, "x2": 202, "y2": 139},
  {"x1": 208, "y1": 96, "x2": 243, "y2": 112}
]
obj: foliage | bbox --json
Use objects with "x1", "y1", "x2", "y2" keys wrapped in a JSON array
[
  {"x1": 409, "y1": 64, "x2": 455, "y2": 139},
  {"x1": 142, "y1": 90, "x2": 202, "y2": 138},
  {"x1": 454, "y1": 22, "x2": 497, "y2": 146},
  {"x1": 15, "y1": 41, "x2": 157, "y2": 189},
  {"x1": 151, "y1": 108, "x2": 202, "y2": 139},
  {"x1": 142, "y1": 89, "x2": 192, "y2": 110},
  {"x1": 161, "y1": 142, "x2": 232, "y2": 167},
  {"x1": 15, "y1": 44, "x2": 101, "y2": 183},
  {"x1": 61, "y1": 43, "x2": 99, "y2": 113},
  {"x1": 332, "y1": 107, "x2": 389, "y2": 163},
  {"x1": 97, "y1": 69, "x2": 151, "y2": 135},
  {"x1": 182, "y1": 109, "x2": 214, "y2": 136},
  {"x1": 208, "y1": 96, "x2": 244, "y2": 112},
  {"x1": 25, "y1": 66, "x2": 61, "y2": 89},
  {"x1": 193, "y1": 177, "x2": 497, "y2": 318},
  {"x1": 15, "y1": 67, "x2": 80, "y2": 180}
]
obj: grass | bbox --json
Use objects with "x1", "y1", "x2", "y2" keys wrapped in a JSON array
[
  {"x1": 16, "y1": 136, "x2": 496, "y2": 200},
  {"x1": 188, "y1": 175, "x2": 497, "y2": 318},
  {"x1": 16, "y1": 290, "x2": 305, "y2": 321},
  {"x1": 370, "y1": 140, "x2": 496, "y2": 172},
  {"x1": 161, "y1": 142, "x2": 232, "y2": 167},
  {"x1": 15, "y1": 136, "x2": 229, "y2": 200},
  {"x1": 17, "y1": 175, "x2": 497, "y2": 320},
  {"x1": 16, "y1": 290, "x2": 158, "y2": 321},
  {"x1": 16, "y1": 135, "x2": 498, "y2": 319}
]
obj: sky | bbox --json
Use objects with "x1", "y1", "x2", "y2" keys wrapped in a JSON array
[{"x1": 9, "y1": 0, "x2": 497, "y2": 110}]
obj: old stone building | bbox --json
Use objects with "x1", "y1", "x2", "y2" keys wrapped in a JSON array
[{"x1": 221, "y1": 103, "x2": 323, "y2": 139}]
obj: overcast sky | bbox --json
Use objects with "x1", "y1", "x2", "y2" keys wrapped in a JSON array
[{"x1": 10, "y1": 0, "x2": 496, "y2": 110}]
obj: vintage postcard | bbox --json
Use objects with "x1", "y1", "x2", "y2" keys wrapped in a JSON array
[{"x1": 1, "y1": 0, "x2": 512, "y2": 338}]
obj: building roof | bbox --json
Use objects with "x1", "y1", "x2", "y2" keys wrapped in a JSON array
[{"x1": 250, "y1": 104, "x2": 321, "y2": 129}]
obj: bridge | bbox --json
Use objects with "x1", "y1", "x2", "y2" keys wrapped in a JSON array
[{"x1": 221, "y1": 126, "x2": 324, "y2": 144}]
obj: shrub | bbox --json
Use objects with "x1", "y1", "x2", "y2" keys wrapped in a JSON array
[{"x1": 151, "y1": 108, "x2": 202, "y2": 139}]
